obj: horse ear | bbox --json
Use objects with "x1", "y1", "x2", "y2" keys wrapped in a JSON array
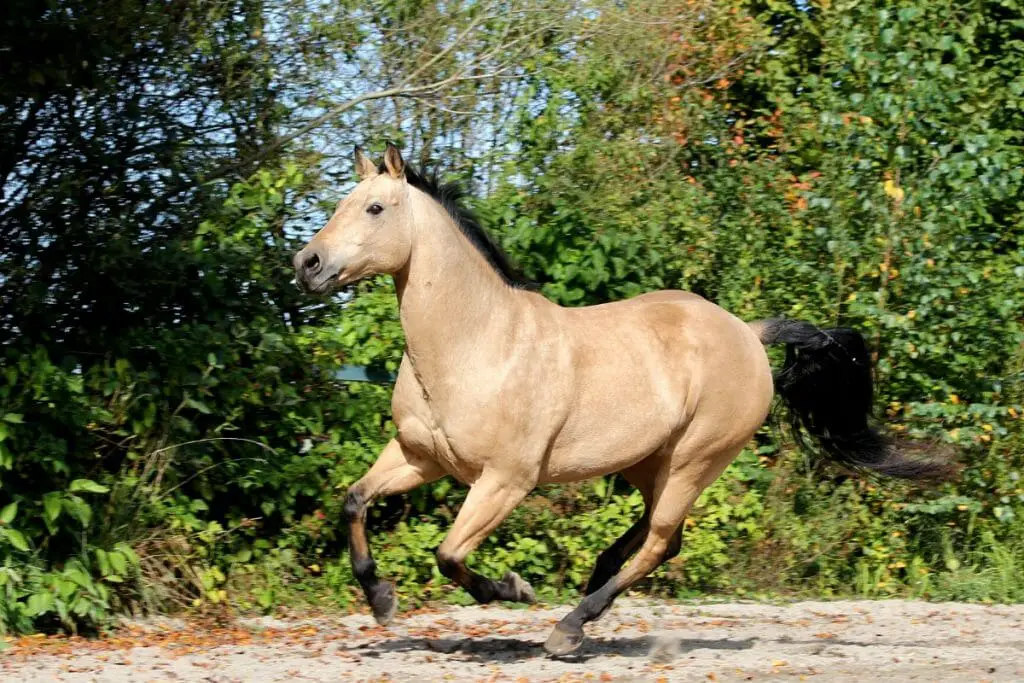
[
  {"x1": 383, "y1": 142, "x2": 405, "y2": 180},
  {"x1": 354, "y1": 146, "x2": 378, "y2": 179}
]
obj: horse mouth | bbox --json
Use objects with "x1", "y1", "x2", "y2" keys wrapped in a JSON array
[
  {"x1": 301, "y1": 270, "x2": 358, "y2": 296},
  {"x1": 311, "y1": 277, "x2": 338, "y2": 295},
  {"x1": 294, "y1": 272, "x2": 336, "y2": 296},
  {"x1": 333, "y1": 266, "x2": 366, "y2": 290}
]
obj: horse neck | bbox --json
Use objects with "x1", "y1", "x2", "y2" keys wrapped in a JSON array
[{"x1": 394, "y1": 190, "x2": 524, "y2": 373}]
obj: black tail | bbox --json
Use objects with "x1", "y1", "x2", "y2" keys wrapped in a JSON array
[{"x1": 754, "y1": 318, "x2": 952, "y2": 481}]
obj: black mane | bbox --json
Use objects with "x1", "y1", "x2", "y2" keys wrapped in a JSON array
[{"x1": 381, "y1": 163, "x2": 537, "y2": 290}]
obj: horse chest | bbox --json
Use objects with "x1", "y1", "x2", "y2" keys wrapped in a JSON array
[
  {"x1": 394, "y1": 412, "x2": 487, "y2": 483},
  {"x1": 392, "y1": 369, "x2": 496, "y2": 483}
]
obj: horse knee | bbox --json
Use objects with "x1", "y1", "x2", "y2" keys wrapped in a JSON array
[{"x1": 344, "y1": 488, "x2": 366, "y2": 523}]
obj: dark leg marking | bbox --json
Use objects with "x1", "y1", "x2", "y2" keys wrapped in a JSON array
[
  {"x1": 546, "y1": 577, "x2": 623, "y2": 655},
  {"x1": 546, "y1": 528, "x2": 679, "y2": 656},
  {"x1": 436, "y1": 551, "x2": 536, "y2": 605},
  {"x1": 345, "y1": 488, "x2": 396, "y2": 625},
  {"x1": 584, "y1": 514, "x2": 649, "y2": 595},
  {"x1": 432, "y1": 477, "x2": 536, "y2": 606}
]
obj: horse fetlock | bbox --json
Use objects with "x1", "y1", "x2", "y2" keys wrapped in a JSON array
[
  {"x1": 435, "y1": 550, "x2": 461, "y2": 580},
  {"x1": 502, "y1": 570, "x2": 536, "y2": 604},
  {"x1": 351, "y1": 554, "x2": 376, "y2": 581},
  {"x1": 369, "y1": 581, "x2": 397, "y2": 626},
  {"x1": 544, "y1": 623, "x2": 585, "y2": 656}
]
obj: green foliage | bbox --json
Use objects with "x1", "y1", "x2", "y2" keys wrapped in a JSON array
[
  {"x1": 0, "y1": 165, "x2": 386, "y2": 633},
  {"x1": 481, "y1": 0, "x2": 1024, "y2": 604},
  {"x1": 2, "y1": 0, "x2": 1024, "y2": 636}
]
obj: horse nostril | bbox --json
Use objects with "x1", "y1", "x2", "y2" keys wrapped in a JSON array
[{"x1": 303, "y1": 252, "x2": 321, "y2": 274}]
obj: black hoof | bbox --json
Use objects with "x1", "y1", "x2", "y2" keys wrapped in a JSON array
[
  {"x1": 544, "y1": 623, "x2": 584, "y2": 656},
  {"x1": 370, "y1": 582, "x2": 397, "y2": 626}
]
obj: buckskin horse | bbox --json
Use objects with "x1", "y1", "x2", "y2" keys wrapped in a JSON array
[{"x1": 292, "y1": 144, "x2": 947, "y2": 655}]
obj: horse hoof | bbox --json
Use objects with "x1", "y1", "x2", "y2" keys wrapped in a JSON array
[
  {"x1": 544, "y1": 624, "x2": 584, "y2": 656},
  {"x1": 371, "y1": 582, "x2": 397, "y2": 626},
  {"x1": 503, "y1": 571, "x2": 537, "y2": 604}
]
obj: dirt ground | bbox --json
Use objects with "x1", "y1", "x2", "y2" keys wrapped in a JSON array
[{"x1": 3, "y1": 599, "x2": 1023, "y2": 682}]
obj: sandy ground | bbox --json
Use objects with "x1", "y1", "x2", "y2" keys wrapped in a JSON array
[{"x1": 3, "y1": 599, "x2": 1023, "y2": 682}]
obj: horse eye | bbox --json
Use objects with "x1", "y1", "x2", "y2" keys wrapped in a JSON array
[{"x1": 367, "y1": 203, "x2": 384, "y2": 216}]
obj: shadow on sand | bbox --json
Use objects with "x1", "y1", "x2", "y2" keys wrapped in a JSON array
[{"x1": 355, "y1": 635, "x2": 758, "y2": 663}]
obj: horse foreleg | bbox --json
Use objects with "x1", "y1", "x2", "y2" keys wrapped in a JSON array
[
  {"x1": 436, "y1": 474, "x2": 535, "y2": 604},
  {"x1": 345, "y1": 439, "x2": 444, "y2": 625}
]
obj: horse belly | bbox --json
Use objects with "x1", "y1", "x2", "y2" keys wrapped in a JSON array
[
  {"x1": 543, "y1": 432, "x2": 671, "y2": 483},
  {"x1": 541, "y1": 377, "x2": 683, "y2": 483},
  {"x1": 538, "y1": 298, "x2": 699, "y2": 483}
]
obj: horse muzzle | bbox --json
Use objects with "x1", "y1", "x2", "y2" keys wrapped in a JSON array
[{"x1": 293, "y1": 246, "x2": 342, "y2": 294}]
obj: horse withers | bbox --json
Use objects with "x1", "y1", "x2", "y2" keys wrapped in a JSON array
[{"x1": 293, "y1": 143, "x2": 949, "y2": 655}]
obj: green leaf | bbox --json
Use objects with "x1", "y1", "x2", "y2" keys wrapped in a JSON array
[
  {"x1": 43, "y1": 493, "x2": 62, "y2": 523},
  {"x1": 2, "y1": 528, "x2": 29, "y2": 552},
  {"x1": 69, "y1": 479, "x2": 110, "y2": 494},
  {"x1": 0, "y1": 502, "x2": 16, "y2": 524},
  {"x1": 55, "y1": 599, "x2": 70, "y2": 626},
  {"x1": 25, "y1": 591, "x2": 55, "y2": 616},
  {"x1": 55, "y1": 579, "x2": 76, "y2": 601},
  {"x1": 184, "y1": 398, "x2": 212, "y2": 414},
  {"x1": 114, "y1": 542, "x2": 139, "y2": 566},
  {"x1": 65, "y1": 567, "x2": 92, "y2": 588},
  {"x1": 109, "y1": 552, "x2": 128, "y2": 575},
  {"x1": 96, "y1": 548, "x2": 111, "y2": 576},
  {"x1": 2, "y1": 413, "x2": 23, "y2": 424},
  {"x1": 62, "y1": 496, "x2": 93, "y2": 526}
]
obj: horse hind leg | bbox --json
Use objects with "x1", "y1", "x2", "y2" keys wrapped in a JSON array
[
  {"x1": 545, "y1": 444, "x2": 740, "y2": 656},
  {"x1": 584, "y1": 513, "x2": 648, "y2": 595},
  {"x1": 583, "y1": 465, "x2": 657, "y2": 596}
]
